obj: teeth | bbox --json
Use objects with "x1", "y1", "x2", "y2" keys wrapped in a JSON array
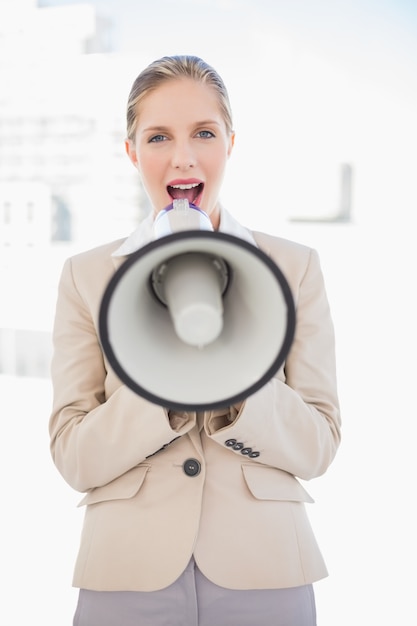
[{"x1": 170, "y1": 183, "x2": 200, "y2": 189}]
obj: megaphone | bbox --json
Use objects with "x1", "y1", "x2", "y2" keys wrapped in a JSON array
[{"x1": 99, "y1": 200, "x2": 296, "y2": 411}]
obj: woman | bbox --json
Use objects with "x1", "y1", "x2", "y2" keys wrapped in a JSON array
[{"x1": 49, "y1": 55, "x2": 341, "y2": 626}]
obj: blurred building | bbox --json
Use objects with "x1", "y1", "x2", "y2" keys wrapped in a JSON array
[
  {"x1": 0, "y1": 0, "x2": 148, "y2": 377},
  {"x1": 0, "y1": 0, "x2": 148, "y2": 245}
]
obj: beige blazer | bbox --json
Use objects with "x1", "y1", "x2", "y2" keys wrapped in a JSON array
[{"x1": 49, "y1": 212, "x2": 341, "y2": 592}]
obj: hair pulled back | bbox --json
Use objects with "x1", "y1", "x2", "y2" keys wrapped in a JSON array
[{"x1": 126, "y1": 55, "x2": 234, "y2": 141}]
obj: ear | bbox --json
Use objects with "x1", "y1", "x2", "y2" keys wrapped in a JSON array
[
  {"x1": 125, "y1": 139, "x2": 139, "y2": 167},
  {"x1": 227, "y1": 131, "x2": 235, "y2": 158}
]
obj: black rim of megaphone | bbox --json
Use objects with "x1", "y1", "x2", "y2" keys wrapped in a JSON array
[{"x1": 99, "y1": 230, "x2": 296, "y2": 411}]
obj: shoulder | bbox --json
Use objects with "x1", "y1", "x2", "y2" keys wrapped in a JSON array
[
  {"x1": 58, "y1": 239, "x2": 127, "y2": 302},
  {"x1": 252, "y1": 230, "x2": 317, "y2": 265},
  {"x1": 62, "y1": 238, "x2": 127, "y2": 281},
  {"x1": 250, "y1": 230, "x2": 324, "y2": 297},
  {"x1": 69, "y1": 238, "x2": 126, "y2": 267}
]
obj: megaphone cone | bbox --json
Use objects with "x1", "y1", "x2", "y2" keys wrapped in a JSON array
[{"x1": 99, "y1": 206, "x2": 295, "y2": 411}]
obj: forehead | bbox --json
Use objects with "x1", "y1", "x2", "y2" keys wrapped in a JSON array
[{"x1": 136, "y1": 78, "x2": 224, "y2": 128}]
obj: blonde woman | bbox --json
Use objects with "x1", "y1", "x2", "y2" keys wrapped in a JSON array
[{"x1": 49, "y1": 55, "x2": 341, "y2": 626}]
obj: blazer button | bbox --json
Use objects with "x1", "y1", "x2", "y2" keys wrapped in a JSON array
[
  {"x1": 241, "y1": 447, "x2": 252, "y2": 455},
  {"x1": 183, "y1": 458, "x2": 201, "y2": 477},
  {"x1": 249, "y1": 451, "x2": 260, "y2": 458},
  {"x1": 232, "y1": 442, "x2": 244, "y2": 450},
  {"x1": 225, "y1": 439, "x2": 237, "y2": 447}
]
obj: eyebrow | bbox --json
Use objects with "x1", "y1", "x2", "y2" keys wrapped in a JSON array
[{"x1": 143, "y1": 120, "x2": 222, "y2": 133}]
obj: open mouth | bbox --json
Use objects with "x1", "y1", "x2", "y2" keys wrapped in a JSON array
[{"x1": 167, "y1": 182, "x2": 204, "y2": 205}]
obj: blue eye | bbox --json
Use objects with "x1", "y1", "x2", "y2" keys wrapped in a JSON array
[
  {"x1": 197, "y1": 130, "x2": 215, "y2": 139},
  {"x1": 149, "y1": 134, "x2": 167, "y2": 143}
]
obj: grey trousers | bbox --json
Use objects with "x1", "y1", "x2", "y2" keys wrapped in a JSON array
[{"x1": 73, "y1": 558, "x2": 317, "y2": 626}]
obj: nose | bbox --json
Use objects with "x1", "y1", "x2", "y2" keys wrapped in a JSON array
[{"x1": 171, "y1": 140, "x2": 196, "y2": 170}]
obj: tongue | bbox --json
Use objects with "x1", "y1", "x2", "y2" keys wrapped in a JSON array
[{"x1": 170, "y1": 187, "x2": 197, "y2": 202}]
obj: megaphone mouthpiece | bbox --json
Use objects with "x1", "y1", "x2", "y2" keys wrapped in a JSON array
[{"x1": 153, "y1": 199, "x2": 213, "y2": 239}]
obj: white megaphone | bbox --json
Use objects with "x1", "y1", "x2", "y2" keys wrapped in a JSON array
[{"x1": 99, "y1": 199, "x2": 296, "y2": 411}]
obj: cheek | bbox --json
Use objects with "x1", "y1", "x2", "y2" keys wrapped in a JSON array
[
  {"x1": 208, "y1": 149, "x2": 229, "y2": 180},
  {"x1": 137, "y1": 153, "x2": 160, "y2": 182}
]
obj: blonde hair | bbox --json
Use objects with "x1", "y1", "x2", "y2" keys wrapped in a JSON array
[{"x1": 126, "y1": 55, "x2": 234, "y2": 141}]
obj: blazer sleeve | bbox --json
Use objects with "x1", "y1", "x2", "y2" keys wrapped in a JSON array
[
  {"x1": 206, "y1": 242, "x2": 341, "y2": 481},
  {"x1": 49, "y1": 253, "x2": 196, "y2": 493}
]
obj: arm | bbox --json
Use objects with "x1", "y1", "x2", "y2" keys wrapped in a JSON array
[
  {"x1": 205, "y1": 246, "x2": 341, "y2": 480},
  {"x1": 49, "y1": 255, "x2": 196, "y2": 493}
]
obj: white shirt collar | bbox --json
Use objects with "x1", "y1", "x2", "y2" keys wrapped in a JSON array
[
  {"x1": 112, "y1": 206, "x2": 257, "y2": 257},
  {"x1": 218, "y1": 207, "x2": 258, "y2": 247}
]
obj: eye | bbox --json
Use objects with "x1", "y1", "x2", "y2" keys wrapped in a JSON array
[
  {"x1": 149, "y1": 134, "x2": 167, "y2": 143},
  {"x1": 196, "y1": 130, "x2": 215, "y2": 139}
]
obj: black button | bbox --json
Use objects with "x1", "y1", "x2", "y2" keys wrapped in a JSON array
[
  {"x1": 241, "y1": 447, "x2": 252, "y2": 455},
  {"x1": 232, "y1": 442, "x2": 244, "y2": 450},
  {"x1": 183, "y1": 458, "x2": 201, "y2": 477},
  {"x1": 225, "y1": 439, "x2": 237, "y2": 447},
  {"x1": 249, "y1": 451, "x2": 260, "y2": 458}
]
